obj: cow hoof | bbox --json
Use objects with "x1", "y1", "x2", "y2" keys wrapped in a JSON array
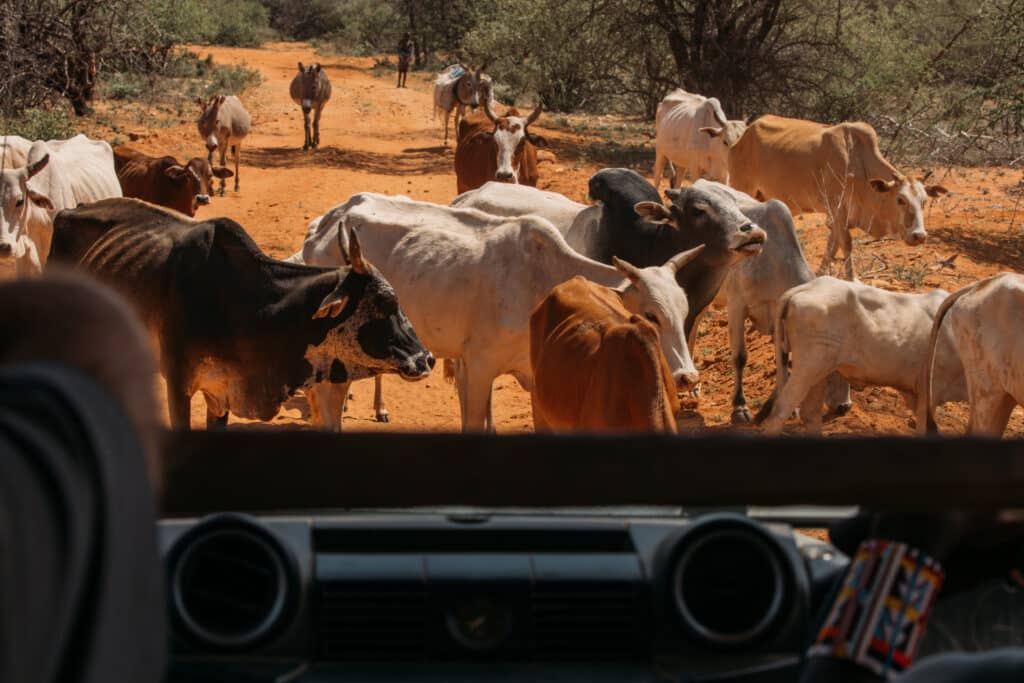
[
  {"x1": 828, "y1": 402, "x2": 853, "y2": 417},
  {"x1": 731, "y1": 407, "x2": 753, "y2": 424},
  {"x1": 375, "y1": 410, "x2": 390, "y2": 423}
]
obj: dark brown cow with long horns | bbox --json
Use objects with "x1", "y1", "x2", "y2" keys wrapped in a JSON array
[{"x1": 453, "y1": 100, "x2": 546, "y2": 195}]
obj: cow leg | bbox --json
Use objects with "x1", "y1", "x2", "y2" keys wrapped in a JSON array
[
  {"x1": 798, "y1": 379, "x2": 828, "y2": 434},
  {"x1": 308, "y1": 381, "x2": 348, "y2": 432},
  {"x1": 530, "y1": 391, "x2": 550, "y2": 432},
  {"x1": 823, "y1": 372, "x2": 853, "y2": 416},
  {"x1": 461, "y1": 362, "x2": 496, "y2": 433},
  {"x1": 728, "y1": 304, "x2": 753, "y2": 423},
  {"x1": 165, "y1": 371, "x2": 192, "y2": 430},
  {"x1": 373, "y1": 375, "x2": 390, "y2": 423},
  {"x1": 205, "y1": 408, "x2": 228, "y2": 430},
  {"x1": 653, "y1": 151, "x2": 667, "y2": 191},
  {"x1": 817, "y1": 228, "x2": 837, "y2": 276},
  {"x1": 837, "y1": 228, "x2": 856, "y2": 280},
  {"x1": 967, "y1": 385, "x2": 1016, "y2": 438},
  {"x1": 762, "y1": 359, "x2": 832, "y2": 435}
]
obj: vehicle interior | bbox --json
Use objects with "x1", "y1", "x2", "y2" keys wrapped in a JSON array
[{"x1": 162, "y1": 432, "x2": 1024, "y2": 682}]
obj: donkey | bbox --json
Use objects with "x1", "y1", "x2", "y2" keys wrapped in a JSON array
[
  {"x1": 196, "y1": 95, "x2": 251, "y2": 195},
  {"x1": 433, "y1": 63, "x2": 491, "y2": 146},
  {"x1": 290, "y1": 63, "x2": 333, "y2": 151}
]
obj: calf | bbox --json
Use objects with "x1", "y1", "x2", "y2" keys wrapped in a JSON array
[
  {"x1": 113, "y1": 145, "x2": 232, "y2": 217},
  {"x1": 294, "y1": 193, "x2": 701, "y2": 432},
  {"x1": 530, "y1": 250, "x2": 704, "y2": 434},
  {"x1": 709, "y1": 181, "x2": 850, "y2": 423},
  {"x1": 290, "y1": 63, "x2": 332, "y2": 151},
  {"x1": 758, "y1": 277, "x2": 965, "y2": 434},
  {"x1": 50, "y1": 198, "x2": 432, "y2": 431},
  {"x1": 918, "y1": 273, "x2": 1024, "y2": 437},
  {"x1": 196, "y1": 94, "x2": 250, "y2": 194},
  {"x1": 572, "y1": 169, "x2": 766, "y2": 351},
  {"x1": 454, "y1": 102, "x2": 546, "y2": 194}
]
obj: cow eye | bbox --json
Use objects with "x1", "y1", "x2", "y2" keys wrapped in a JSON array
[
  {"x1": 897, "y1": 197, "x2": 906, "y2": 206},
  {"x1": 15, "y1": 197, "x2": 24, "y2": 207},
  {"x1": 688, "y1": 205, "x2": 705, "y2": 217},
  {"x1": 644, "y1": 312, "x2": 660, "y2": 326}
]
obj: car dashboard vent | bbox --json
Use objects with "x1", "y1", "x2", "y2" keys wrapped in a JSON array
[
  {"x1": 318, "y1": 584, "x2": 428, "y2": 660},
  {"x1": 532, "y1": 583, "x2": 646, "y2": 660}
]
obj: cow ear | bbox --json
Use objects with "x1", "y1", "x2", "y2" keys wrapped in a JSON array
[
  {"x1": 612, "y1": 256, "x2": 642, "y2": 283},
  {"x1": 869, "y1": 178, "x2": 895, "y2": 193},
  {"x1": 213, "y1": 167, "x2": 234, "y2": 178},
  {"x1": 526, "y1": 133, "x2": 548, "y2": 148},
  {"x1": 635, "y1": 201, "x2": 674, "y2": 226},
  {"x1": 699, "y1": 126, "x2": 724, "y2": 138},
  {"x1": 165, "y1": 164, "x2": 189, "y2": 180},
  {"x1": 298, "y1": 62, "x2": 305, "y2": 73},
  {"x1": 314, "y1": 63, "x2": 322, "y2": 73},
  {"x1": 347, "y1": 226, "x2": 372, "y2": 275},
  {"x1": 664, "y1": 187, "x2": 683, "y2": 202},
  {"x1": 313, "y1": 287, "x2": 351, "y2": 320},
  {"x1": 925, "y1": 184, "x2": 949, "y2": 198},
  {"x1": 27, "y1": 189, "x2": 54, "y2": 211}
]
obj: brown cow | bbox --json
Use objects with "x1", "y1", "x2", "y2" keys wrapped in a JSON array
[
  {"x1": 529, "y1": 249, "x2": 704, "y2": 434},
  {"x1": 113, "y1": 146, "x2": 231, "y2": 217},
  {"x1": 453, "y1": 100, "x2": 546, "y2": 195}
]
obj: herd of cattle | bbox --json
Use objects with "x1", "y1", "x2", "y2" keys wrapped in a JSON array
[{"x1": 1, "y1": 59, "x2": 1022, "y2": 437}]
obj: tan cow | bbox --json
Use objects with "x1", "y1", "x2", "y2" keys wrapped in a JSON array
[
  {"x1": 196, "y1": 94, "x2": 250, "y2": 195},
  {"x1": 918, "y1": 273, "x2": 1024, "y2": 437},
  {"x1": 728, "y1": 115, "x2": 948, "y2": 280}
]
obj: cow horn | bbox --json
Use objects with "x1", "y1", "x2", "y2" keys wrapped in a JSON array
[
  {"x1": 26, "y1": 153, "x2": 49, "y2": 180},
  {"x1": 526, "y1": 103, "x2": 542, "y2": 127},
  {"x1": 665, "y1": 244, "x2": 705, "y2": 275},
  {"x1": 483, "y1": 96, "x2": 498, "y2": 123},
  {"x1": 612, "y1": 256, "x2": 642, "y2": 283}
]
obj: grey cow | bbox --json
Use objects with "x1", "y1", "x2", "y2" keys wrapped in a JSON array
[
  {"x1": 291, "y1": 62, "x2": 332, "y2": 151},
  {"x1": 196, "y1": 94, "x2": 250, "y2": 195},
  {"x1": 704, "y1": 180, "x2": 851, "y2": 424}
]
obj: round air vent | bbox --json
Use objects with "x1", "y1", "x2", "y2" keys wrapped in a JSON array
[
  {"x1": 668, "y1": 517, "x2": 789, "y2": 647},
  {"x1": 168, "y1": 514, "x2": 296, "y2": 650}
]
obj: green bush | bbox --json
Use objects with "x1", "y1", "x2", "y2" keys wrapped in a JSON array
[
  {"x1": 204, "y1": 63, "x2": 264, "y2": 97},
  {"x1": 321, "y1": 0, "x2": 402, "y2": 56},
  {"x1": 209, "y1": 0, "x2": 273, "y2": 47},
  {"x1": 3, "y1": 108, "x2": 74, "y2": 141},
  {"x1": 105, "y1": 72, "x2": 147, "y2": 100}
]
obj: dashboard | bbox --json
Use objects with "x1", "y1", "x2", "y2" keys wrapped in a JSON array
[{"x1": 160, "y1": 511, "x2": 849, "y2": 682}]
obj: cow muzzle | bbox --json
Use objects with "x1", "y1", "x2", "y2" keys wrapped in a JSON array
[
  {"x1": 0, "y1": 241, "x2": 12, "y2": 257},
  {"x1": 195, "y1": 194, "x2": 210, "y2": 206},
  {"x1": 904, "y1": 230, "x2": 927, "y2": 246},
  {"x1": 399, "y1": 351, "x2": 435, "y2": 380},
  {"x1": 673, "y1": 367, "x2": 700, "y2": 392},
  {"x1": 734, "y1": 224, "x2": 767, "y2": 255}
]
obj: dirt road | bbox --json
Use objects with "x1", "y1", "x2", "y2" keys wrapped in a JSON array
[{"x1": 71, "y1": 43, "x2": 1024, "y2": 435}]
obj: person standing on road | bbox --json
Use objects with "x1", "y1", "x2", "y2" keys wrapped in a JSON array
[{"x1": 397, "y1": 32, "x2": 413, "y2": 88}]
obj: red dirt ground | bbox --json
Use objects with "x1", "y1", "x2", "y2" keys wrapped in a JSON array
[{"x1": 14, "y1": 42, "x2": 1024, "y2": 435}]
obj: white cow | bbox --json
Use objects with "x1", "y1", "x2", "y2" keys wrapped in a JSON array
[
  {"x1": 918, "y1": 273, "x2": 1024, "y2": 437},
  {"x1": 451, "y1": 182, "x2": 586, "y2": 234},
  {"x1": 759, "y1": 277, "x2": 965, "y2": 434},
  {"x1": 294, "y1": 193, "x2": 701, "y2": 432},
  {"x1": 0, "y1": 134, "x2": 121, "y2": 273},
  {"x1": 0, "y1": 135, "x2": 32, "y2": 168},
  {"x1": 652, "y1": 89, "x2": 746, "y2": 190}
]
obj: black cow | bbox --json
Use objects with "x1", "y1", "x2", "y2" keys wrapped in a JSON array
[
  {"x1": 579, "y1": 168, "x2": 767, "y2": 349},
  {"x1": 50, "y1": 198, "x2": 434, "y2": 430}
]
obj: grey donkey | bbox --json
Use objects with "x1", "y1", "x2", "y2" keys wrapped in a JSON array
[
  {"x1": 196, "y1": 94, "x2": 251, "y2": 195},
  {"x1": 290, "y1": 62, "x2": 333, "y2": 151}
]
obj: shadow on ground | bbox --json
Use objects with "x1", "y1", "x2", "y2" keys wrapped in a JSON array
[{"x1": 244, "y1": 145, "x2": 452, "y2": 175}]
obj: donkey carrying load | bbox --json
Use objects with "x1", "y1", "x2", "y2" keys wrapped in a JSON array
[{"x1": 433, "y1": 63, "x2": 491, "y2": 146}]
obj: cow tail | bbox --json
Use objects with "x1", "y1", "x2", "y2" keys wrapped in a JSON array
[
  {"x1": 443, "y1": 358, "x2": 458, "y2": 384},
  {"x1": 755, "y1": 295, "x2": 792, "y2": 424},
  {"x1": 917, "y1": 284, "x2": 973, "y2": 435}
]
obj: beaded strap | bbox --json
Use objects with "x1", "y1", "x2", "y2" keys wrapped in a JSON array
[{"x1": 810, "y1": 539, "x2": 944, "y2": 680}]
